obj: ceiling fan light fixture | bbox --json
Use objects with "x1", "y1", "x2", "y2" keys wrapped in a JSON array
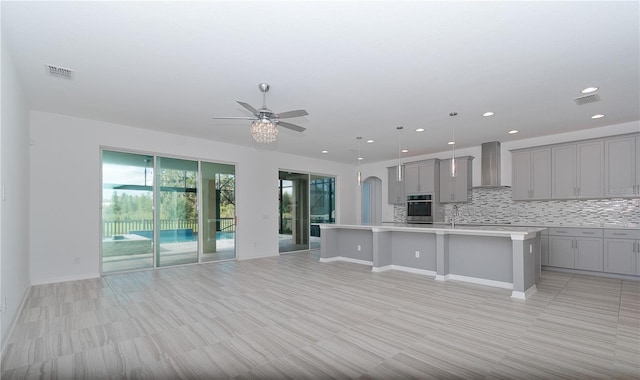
[{"x1": 250, "y1": 118, "x2": 278, "y2": 143}]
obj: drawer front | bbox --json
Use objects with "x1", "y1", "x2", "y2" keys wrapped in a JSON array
[
  {"x1": 604, "y1": 229, "x2": 640, "y2": 240},
  {"x1": 548, "y1": 227, "x2": 603, "y2": 237}
]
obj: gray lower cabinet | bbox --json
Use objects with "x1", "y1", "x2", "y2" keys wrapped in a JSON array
[
  {"x1": 603, "y1": 229, "x2": 640, "y2": 275},
  {"x1": 575, "y1": 237, "x2": 605, "y2": 271},
  {"x1": 540, "y1": 229, "x2": 549, "y2": 266},
  {"x1": 548, "y1": 228, "x2": 603, "y2": 271},
  {"x1": 549, "y1": 236, "x2": 574, "y2": 268},
  {"x1": 440, "y1": 156, "x2": 473, "y2": 203},
  {"x1": 387, "y1": 166, "x2": 405, "y2": 204}
]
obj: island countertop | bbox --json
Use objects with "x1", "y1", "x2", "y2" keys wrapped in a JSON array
[{"x1": 321, "y1": 223, "x2": 546, "y2": 239}]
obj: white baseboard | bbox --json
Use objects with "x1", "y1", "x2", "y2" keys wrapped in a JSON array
[
  {"x1": 31, "y1": 273, "x2": 101, "y2": 286},
  {"x1": 383, "y1": 265, "x2": 436, "y2": 277},
  {"x1": 447, "y1": 274, "x2": 513, "y2": 290},
  {"x1": 1, "y1": 285, "x2": 32, "y2": 356},
  {"x1": 319, "y1": 257, "x2": 373, "y2": 266},
  {"x1": 321, "y1": 258, "x2": 531, "y2": 296},
  {"x1": 511, "y1": 284, "x2": 537, "y2": 299}
]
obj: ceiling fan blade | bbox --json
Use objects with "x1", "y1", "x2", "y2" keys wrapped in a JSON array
[
  {"x1": 236, "y1": 101, "x2": 259, "y2": 116},
  {"x1": 278, "y1": 121, "x2": 306, "y2": 133},
  {"x1": 211, "y1": 116, "x2": 257, "y2": 120},
  {"x1": 276, "y1": 109, "x2": 309, "y2": 119}
]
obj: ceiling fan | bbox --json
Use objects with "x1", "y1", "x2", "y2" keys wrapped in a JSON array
[{"x1": 211, "y1": 83, "x2": 308, "y2": 143}]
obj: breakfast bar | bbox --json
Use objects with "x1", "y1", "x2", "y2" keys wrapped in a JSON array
[{"x1": 320, "y1": 224, "x2": 545, "y2": 299}]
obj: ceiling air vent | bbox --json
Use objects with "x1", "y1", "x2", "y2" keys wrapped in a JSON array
[
  {"x1": 45, "y1": 64, "x2": 74, "y2": 80},
  {"x1": 573, "y1": 94, "x2": 600, "y2": 105}
]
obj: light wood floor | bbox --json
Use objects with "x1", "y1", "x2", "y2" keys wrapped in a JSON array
[{"x1": 2, "y1": 251, "x2": 639, "y2": 379}]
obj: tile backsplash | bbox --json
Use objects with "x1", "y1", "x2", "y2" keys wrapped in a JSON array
[{"x1": 394, "y1": 187, "x2": 640, "y2": 227}]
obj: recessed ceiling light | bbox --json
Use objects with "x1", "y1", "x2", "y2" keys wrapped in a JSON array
[
  {"x1": 591, "y1": 114, "x2": 605, "y2": 119},
  {"x1": 416, "y1": 128, "x2": 425, "y2": 132},
  {"x1": 448, "y1": 141, "x2": 455, "y2": 145},
  {"x1": 508, "y1": 130, "x2": 519, "y2": 134},
  {"x1": 482, "y1": 112, "x2": 495, "y2": 117},
  {"x1": 401, "y1": 149, "x2": 409, "y2": 153},
  {"x1": 357, "y1": 157, "x2": 364, "y2": 161},
  {"x1": 321, "y1": 150, "x2": 328, "y2": 154},
  {"x1": 581, "y1": 87, "x2": 599, "y2": 94},
  {"x1": 366, "y1": 139, "x2": 374, "y2": 143}
]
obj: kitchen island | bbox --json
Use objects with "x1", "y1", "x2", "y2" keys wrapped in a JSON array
[{"x1": 320, "y1": 224, "x2": 545, "y2": 299}]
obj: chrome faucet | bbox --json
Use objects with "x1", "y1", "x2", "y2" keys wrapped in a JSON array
[{"x1": 451, "y1": 204, "x2": 460, "y2": 228}]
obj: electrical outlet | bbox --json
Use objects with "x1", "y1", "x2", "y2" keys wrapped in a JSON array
[
  {"x1": 357, "y1": 245, "x2": 361, "y2": 251},
  {"x1": 415, "y1": 251, "x2": 420, "y2": 258},
  {"x1": 74, "y1": 257, "x2": 80, "y2": 264},
  {"x1": 529, "y1": 244, "x2": 533, "y2": 253}
]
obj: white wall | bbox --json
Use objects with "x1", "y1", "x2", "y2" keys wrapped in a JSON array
[
  {"x1": 29, "y1": 111, "x2": 357, "y2": 285},
  {"x1": 361, "y1": 121, "x2": 640, "y2": 223},
  {"x1": 1, "y1": 40, "x2": 31, "y2": 350}
]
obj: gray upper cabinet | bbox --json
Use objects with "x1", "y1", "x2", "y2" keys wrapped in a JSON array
[
  {"x1": 604, "y1": 135, "x2": 638, "y2": 197},
  {"x1": 512, "y1": 148, "x2": 551, "y2": 200},
  {"x1": 552, "y1": 141, "x2": 603, "y2": 199},
  {"x1": 440, "y1": 156, "x2": 472, "y2": 203},
  {"x1": 387, "y1": 166, "x2": 405, "y2": 204},
  {"x1": 514, "y1": 133, "x2": 637, "y2": 201},
  {"x1": 577, "y1": 141, "x2": 604, "y2": 198},
  {"x1": 551, "y1": 145, "x2": 576, "y2": 199},
  {"x1": 404, "y1": 159, "x2": 438, "y2": 195}
]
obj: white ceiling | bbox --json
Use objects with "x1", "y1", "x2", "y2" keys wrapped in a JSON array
[{"x1": 2, "y1": 1, "x2": 639, "y2": 164}]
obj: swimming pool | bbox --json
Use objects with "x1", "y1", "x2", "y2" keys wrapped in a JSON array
[{"x1": 129, "y1": 230, "x2": 235, "y2": 243}]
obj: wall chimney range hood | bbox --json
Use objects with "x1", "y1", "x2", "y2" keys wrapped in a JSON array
[{"x1": 477, "y1": 141, "x2": 509, "y2": 188}]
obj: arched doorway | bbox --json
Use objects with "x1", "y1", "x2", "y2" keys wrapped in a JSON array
[{"x1": 362, "y1": 176, "x2": 382, "y2": 225}]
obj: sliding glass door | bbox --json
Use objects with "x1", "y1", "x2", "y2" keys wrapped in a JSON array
[
  {"x1": 310, "y1": 175, "x2": 335, "y2": 250},
  {"x1": 201, "y1": 162, "x2": 236, "y2": 262},
  {"x1": 102, "y1": 151, "x2": 154, "y2": 273},
  {"x1": 101, "y1": 149, "x2": 236, "y2": 274},
  {"x1": 279, "y1": 171, "x2": 335, "y2": 253},
  {"x1": 156, "y1": 157, "x2": 199, "y2": 267},
  {"x1": 279, "y1": 171, "x2": 309, "y2": 253}
]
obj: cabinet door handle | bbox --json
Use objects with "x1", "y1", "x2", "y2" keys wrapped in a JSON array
[{"x1": 582, "y1": 232, "x2": 595, "y2": 235}]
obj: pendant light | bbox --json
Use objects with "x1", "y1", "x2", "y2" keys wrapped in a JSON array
[
  {"x1": 356, "y1": 136, "x2": 363, "y2": 186},
  {"x1": 449, "y1": 112, "x2": 458, "y2": 178},
  {"x1": 396, "y1": 126, "x2": 404, "y2": 182}
]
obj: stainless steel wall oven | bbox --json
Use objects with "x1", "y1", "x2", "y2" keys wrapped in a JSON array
[{"x1": 406, "y1": 194, "x2": 433, "y2": 223}]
